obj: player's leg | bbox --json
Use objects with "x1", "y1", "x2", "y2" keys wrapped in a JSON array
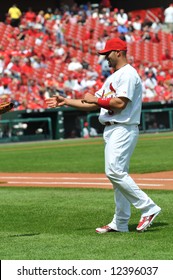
[
  {"x1": 105, "y1": 124, "x2": 161, "y2": 229},
  {"x1": 108, "y1": 188, "x2": 130, "y2": 232},
  {"x1": 96, "y1": 124, "x2": 131, "y2": 233}
]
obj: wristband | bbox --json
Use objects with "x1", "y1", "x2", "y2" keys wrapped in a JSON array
[{"x1": 97, "y1": 98, "x2": 111, "y2": 110}]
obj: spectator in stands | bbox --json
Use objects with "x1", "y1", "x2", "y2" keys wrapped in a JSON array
[
  {"x1": 54, "y1": 75, "x2": 66, "y2": 97},
  {"x1": 132, "y1": 15, "x2": 142, "y2": 31},
  {"x1": 144, "y1": 62, "x2": 157, "y2": 77},
  {"x1": 151, "y1": 32, "x2": 161, "y2": 43},
  {"x1": 20, "y1": 73, "x2": 28, "y2": 86},
  {"x1": 34, "y1": 34, "x2": 43, "y2": 46},
  {"x1": 141, "y1": 31, "x2": 152, "y2": 41},
  {"x1": 31, "y1": 56, "x2": 44, "y2": 69},
  {"x1": 165, "y1": 69, "x2": 173, "y2": 81},
  {"x1": 53, "y1": 19, "x2": 65, "y2": 44},
  {"x1": 116, "y1": 8, "x2": 128, "y2": 26},
  {"x1": 63, "y1": 74, "x2": 83, "y2": 98},
  {"x1": 0, "y1": 82, "x2": 12, "y2": 100},
  {"x1": 64, "y1": 75, "x2": 76, "y2": 91},
  {"x1": 126, "y1": 21, "x2": 135, "y2": 33},
  {"x1": 10, "y1": 58, "x2": 22, "y2": 79},
  {"x1": 77, "y1": 10, "x2": 87, "y2": 25},
  {"x1": 150, "y1": 19, "x2": 163, "y2": 33},
  {"x1": 81, "y1": 58, "x2": 89, "y2": 70},
  {"x1": 0, "y1": 56, "x2": 5, "y2": 74},
  {"x1": 19, "y1": 45, "x2": 34, "y2": 58},
  {"x1": 118, "y1": 33, "x2": 126, "y2": 41},
  {"x1": 98, "y1": 56, "x2": 111, "y2": 78},
  {"x1": 124, "y1": 30, "x2": 135, "y2": 42},
  {"x1": 21, "y1": 58, "x2": 34, "y2": 77},
  {"x1": 0, "y1": 71, "x2": 12, "y2": 87},
  {"x1": 161, "y1": 48, "x2": 172, "y2": 60},
  {"x1": 100, "y1": 0, "x2": 111, "y2": 11},
  {"x1": 0, "y1": 45, "x2": 5, "y2": 57},
  {"x1": 54, "y1": 43, "x2": 65, "y2": 59},
  {"x1": 44, "y1": 86, "x2": 54, "y2": 99},
  {"x1": 80, "y1": 74, "x2": 96, "y2": 90},
  {"x1": 85, "y1": 65, "x2": 99, "y2": 79},
  {"x1": 16, "y1": 25, "x2": 27, "y2": 41},
  {"x1": 43, "y1": 43, "x2": 55, "y2": 59},
  {"x1": 133, "y1": 30, "x2": 142, "y2": 41},
  {"x1": 61, "y1": 51, "x2": 72, "y2": 63},
  {"x1": 95, "y1": 37, "x2": 106, "y2": 51},
  {"x1": 8, "y1": 3, "x2": 22, "y2": 27},
  {"x1": 44, "y1": 8, "x2": 53, "y2": 20},
  {"x1": 6, "y1": 29, "x2": 16, "y2": 42},
  {"x1": 154, "y1": 76, "x2": 166, "y2": 101},
  {"x1": 163, "y1": 83, "x2": 173, "y2": 101},
  {"x1": 44, "y1": 73, "x2": 61, "y2": 91},
  {"x1": 117, "y1": 23, "x2": 128, "y2": 34},
  {"x1": 5, "y1": 57, "x2": 19, "y2": 78},
  {"x1": 51, "y1": 8, "x2": 62, "y2": 21},
  {"x1": 83, "y1": 28, "x2": 94, "y2": 40},
  {"x1": 164, "y1": 3, "x2": 173, "y2": 31},
  {"x1": 67, "y1": 57, "x2": 83, "y2": 72},
  {"x1": 142, "y1": 71, "x2": 157, "y2": 100},
  {"x1": 102, "y1": 29, "x2": 109, "y2": 40},
  {"x1": 36, "y1": 10, "x2": 45, "y2": 27},
  {"x1": 23, "y1": 7, "x2": 36, "y2": 27}
]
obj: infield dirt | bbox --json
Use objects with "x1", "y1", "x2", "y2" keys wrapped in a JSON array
[{"x1": 0, "y1": 171, "x2": 173, "y2": 190}]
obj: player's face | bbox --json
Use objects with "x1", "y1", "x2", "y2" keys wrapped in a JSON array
[{"x1": 105, "y1": 51, "x2": 119, "y2": 68}]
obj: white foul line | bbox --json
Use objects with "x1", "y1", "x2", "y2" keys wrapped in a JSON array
[
  {"x1": 8, "y1": 181, "x2": 164, "y2": 187},
  {"x1": 0, "y1": 176, "x2": 173, "y2": 181}
]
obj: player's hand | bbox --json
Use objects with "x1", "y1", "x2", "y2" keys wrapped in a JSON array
[
  {"x1": 45, "y1": 95, "x2": 66, "y2": 108},
  {"x1": 81, "y1": 93, "x2": 98, "y2": 104}
]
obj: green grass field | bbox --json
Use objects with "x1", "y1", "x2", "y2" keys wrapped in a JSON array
[{"x1": 0, "y1": 132, "x2": 173, "y2": 260}]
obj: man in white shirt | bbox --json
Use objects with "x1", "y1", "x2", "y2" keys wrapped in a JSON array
[
  {"x1": 68, "y1": 58, "x2": 83, "y2": 71},
  {"x1": 164, "y1": 4, "x2": 173, "y2": 30},
  {"x1": 46, "y1": 38, "x2": 161, "y2": 233}
]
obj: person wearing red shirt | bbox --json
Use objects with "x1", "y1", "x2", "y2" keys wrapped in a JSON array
[
  {"x1": 163, "y1": 84, "x2": 173, "y2": 101},
  {"x1": 0, "y1": 72, "x2": 12, "y2": 86},
  {"x1": 100, "y1": 0, "x2": 111, "y2": 9},
  {"x1": 151, "y1": 32, "x2": 161, "y2": 43},
  {"x1": 21, "y1": 58, "x2": 34, "y2": 77},
  {"x1": 25, "y1": 25, "x2": 37, "y2": 37},
  {"x1": 161, "y1": 48, "x2": 172, "y2": 60},
  {"x1": 10, "y1": 59, "x2": 22, "y2": 78},
  {"x1": 23, "y1": 7, "x2": 36, "y2": 27},
  {"x1": 154, "y1": 76, "x2": 166, "y2": 101}
]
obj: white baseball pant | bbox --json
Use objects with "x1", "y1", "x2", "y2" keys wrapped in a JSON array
[{"x1": 103, "y1": 124, "x2": 161, "y2": 232}]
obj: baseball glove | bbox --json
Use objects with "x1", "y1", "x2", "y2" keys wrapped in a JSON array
[{"x1": 0, "y1": 102, "x2": 14, "y2": 115}]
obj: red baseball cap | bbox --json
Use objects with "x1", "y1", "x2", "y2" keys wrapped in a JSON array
[{"x1": 98, "y1": 38, "x2": 127, "y2": 55}]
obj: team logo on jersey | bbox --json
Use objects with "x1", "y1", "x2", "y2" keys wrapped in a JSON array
[
  {"x1": 102, "y1": 83, "x2": 117, "y2": 98},
  {"x1": 109, "y1": 83, "x2": 116, "y2": 93},
  {"x1": 100, "y1": 84, "x2": 116, "y2": 115}
]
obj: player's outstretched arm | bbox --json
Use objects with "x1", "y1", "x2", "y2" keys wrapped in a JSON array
[
  {"x1": 45, "y1": 95, "x2": 99, "y2": 111},
  {"x1": 82, "y1": 93, "x2": 129, "y2": 111}
]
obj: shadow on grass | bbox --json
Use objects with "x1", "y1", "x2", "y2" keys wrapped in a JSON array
[{"x1": 9, "y1": 233, "x2": 40, "y2": 237}]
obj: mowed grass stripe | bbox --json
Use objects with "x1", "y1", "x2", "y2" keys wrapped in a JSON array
[
  {"x1": 0, "y1": 132, "x2": 173, "y2": 173},
  {"x1": 0, "y1": 132, "x2": 173, "y2": 152}
]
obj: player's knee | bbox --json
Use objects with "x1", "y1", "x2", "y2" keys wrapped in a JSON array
[{"x1": 106, "y1": 168, "x2": 124, "y2": 182}]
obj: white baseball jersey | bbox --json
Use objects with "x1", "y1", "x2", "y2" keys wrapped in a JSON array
[
  {"x1": 95, "y1": 64, "x2": 142, "y2": 125},
  {"x1": 94, "y1": 64, "x2": 161, "y2": 232}
]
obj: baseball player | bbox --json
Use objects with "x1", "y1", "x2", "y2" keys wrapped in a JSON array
[{"x1": 46, "y1": 37, "x2": 161, "y2": 233}]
